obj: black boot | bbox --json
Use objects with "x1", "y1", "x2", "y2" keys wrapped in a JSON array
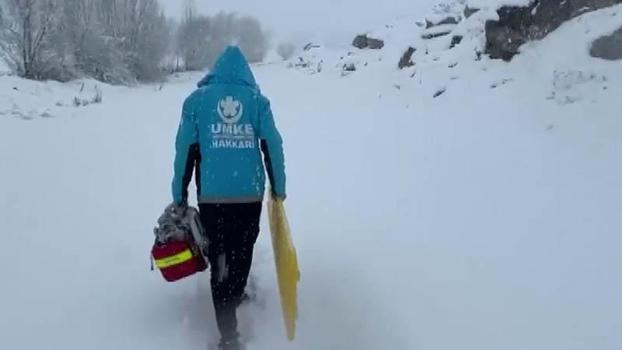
[
  {"x1": 218, "y1": 336, "x2": 242, "y2": 350},
  {"x1": 213, "y1": 301, "x2": 241, "y2": 349}
]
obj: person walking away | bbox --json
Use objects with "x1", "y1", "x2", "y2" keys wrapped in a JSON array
[{"x1": 171, "y1": 46, "x2": 286, "y2": 350}]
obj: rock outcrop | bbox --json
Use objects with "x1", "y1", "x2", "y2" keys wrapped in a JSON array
[
  {"x1": 352, "y1": 35, "x2": 385, "y2": 49},
  {"x1": 421, "y1": 24, "x2": 455, "y2": 40},
  {"x1": 398, "y1": 47, "x2": 416, "y2": 69},
  {"x1": 464, "y1": 5, "x2": 480, "y2": 18},
  {"x1": 425, "y1": 16, "x2": 459, "y2": 28},
  {"x1": 590, "y1": 26, "x2": 622, "y2": 60},
  {"x1": 485, "y1": 0, "x2": 622, "y2": 61},
  {"x1": 450, "y1": 35, "x2": 463, "y2": 49}
]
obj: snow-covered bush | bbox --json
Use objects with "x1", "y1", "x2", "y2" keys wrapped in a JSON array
[
  {"x1": 0, "y1": 0, "x2": 69, "y2": 81},
  {"x1": 175, "y1": 6, "x2": 270, "y2": 71},
  {"x1": 277, "y1": 43, "x2": 296, "y2": 60},
  {"x1": 72, "y1": 87, "x2": 102, "y2": 107},
  {"x1": 0, "y1": 0, "x2": 270, "y2": 82},
  {"x1": 176, "y1": 14, "x2": 214, "y2": 71},
  {"x1": 235, "y1": 16, "x2": 270, "y2": 63},
  {"x1": 0, "y1": 0, "x2": 170, "y2": 83}
]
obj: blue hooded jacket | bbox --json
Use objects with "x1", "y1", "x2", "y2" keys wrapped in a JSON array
[{"x1": 172, "y1": 46, "x2": 286, "y2": 204}]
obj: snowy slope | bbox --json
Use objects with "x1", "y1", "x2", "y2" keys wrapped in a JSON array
[
  {"x1": 2, "y1": 4, "x2": 622, "y2": 350},
  {"x1": 0, "y1": 76, "x2": 115, "y2": 120}
]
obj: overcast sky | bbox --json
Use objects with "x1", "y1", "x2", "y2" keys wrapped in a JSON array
[{"x1": 161, "y1": 0, "x2": 438, "y2": 46}]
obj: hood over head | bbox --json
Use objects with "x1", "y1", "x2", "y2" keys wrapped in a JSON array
[{"x1": 197, "y1": 46, "x2": 257, "y2": 88}]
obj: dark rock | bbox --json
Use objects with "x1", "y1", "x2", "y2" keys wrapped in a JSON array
[
  {"x1": 353, "y1": 35, "x2": 369, "y2": 49},
  {"x1": 426, "y1": 16, "x2": 460, "y2": 29},
  {"x1": 464, "y1": 6, "x2": 480, "y2": 18},
  {"x1": 485, "y1": 19, "x2": 529, "y2": 61},
  {"x1": 343, "y1": 63, "x2": 356, "y2": 72},
  {"x1": 433, "y1": 87, "x2": 447, "y2": 98},
  {"x1": 352, "y1": 34, "x2": 385, "y2": 49},
  {"x1": 368, "y1": 37, "x2": 385, "y2": 49},
  {"x1": 450, "y1": 35, "x2": 463, "y2": 48},
  {"x1": 398, "y1": 47, "x2": 416, "y2": 69},
  {"x1": 438, "y1": 17, "x2": 460, "y2": 25},
  {"x1": 590, "y1": 26, "x2": 622, "y2": 60},
  {"x1": 422, "y1": 30, "x2": 453, "y2": 40},
  {"x1": 485, "y1": 0, "x2": 622, "y2": 61}
]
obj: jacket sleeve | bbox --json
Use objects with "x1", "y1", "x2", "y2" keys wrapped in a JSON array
[
  {"x1": 171, "y1": 98, "x2": 199, "y2": 204},
  {"x1": 258, "y1": 95, "x2": 286, "y2": 198}
]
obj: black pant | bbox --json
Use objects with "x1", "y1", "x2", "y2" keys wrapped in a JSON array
[{"x1": 199, "y1": 202, "x2": 262, "y2": 342}]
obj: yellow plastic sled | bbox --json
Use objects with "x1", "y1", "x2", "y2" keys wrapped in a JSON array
[{"x1": 268, "y1": 198, "x2": 301, "y2": 341}]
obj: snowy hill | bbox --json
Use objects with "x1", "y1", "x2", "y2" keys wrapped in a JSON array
[
  {"x1": 293, "y1": 1, "x2": 621, "y2": 99},
  {"x1": 1, "y1": 3, "x2": 621, "y2": 350}
]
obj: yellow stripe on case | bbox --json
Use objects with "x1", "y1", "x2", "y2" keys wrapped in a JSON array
[{"x1": 154, "y1": 249, "x2": 193, "y2": 269}]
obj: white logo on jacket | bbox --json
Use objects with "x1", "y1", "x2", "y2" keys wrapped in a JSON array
[
  {"x1": 211, "y1": 96, "x2": 255, "y2": 149},
  {"x1": 217, "y1": 96, "x2": 244, "y2": 124}
]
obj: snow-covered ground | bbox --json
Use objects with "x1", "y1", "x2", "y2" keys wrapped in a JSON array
[{"x1": 1, "y1": 4, "x2": 622, "y2": 350}]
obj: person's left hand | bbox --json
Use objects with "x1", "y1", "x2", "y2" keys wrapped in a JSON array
[
  {"x1": 167, "y1": 201, "x2": 188, "y2": 217},
  {"x1": 272, "y1": 193, "x2": 286, "y2": 202}
]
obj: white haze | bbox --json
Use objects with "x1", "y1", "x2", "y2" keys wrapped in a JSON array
[{"x1": 160, "y1": 0, "x2": 440, "y2": 45}]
